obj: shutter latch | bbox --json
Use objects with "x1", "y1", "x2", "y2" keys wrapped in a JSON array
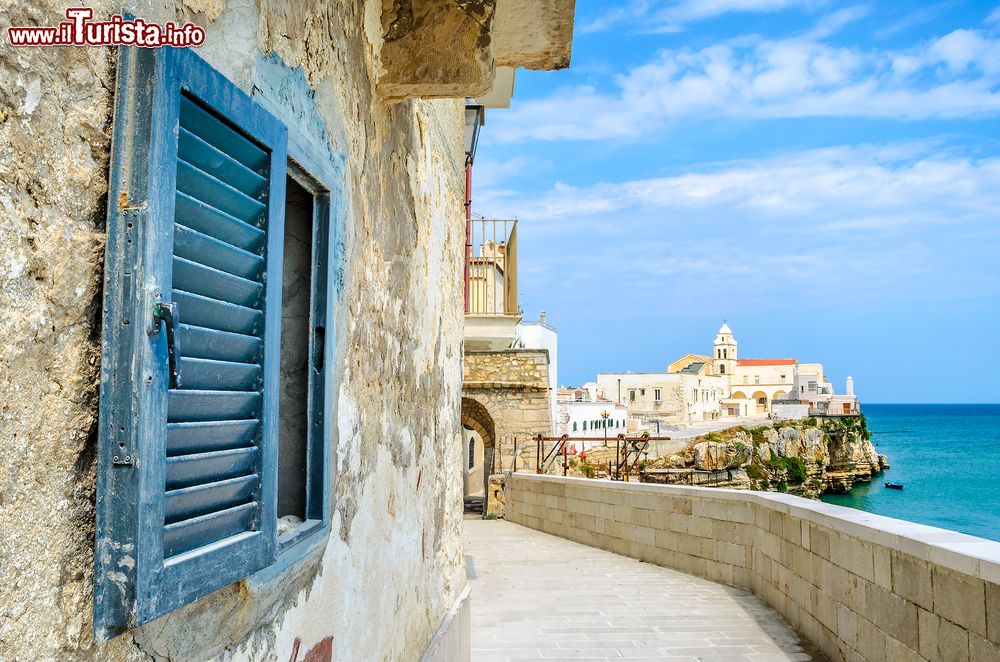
[{"x1": 152, "y1": 302, "x2": 182, "y2": 389}]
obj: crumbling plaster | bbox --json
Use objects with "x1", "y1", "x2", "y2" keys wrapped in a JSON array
[{"x1": 0, "y1": 0, "x2": 467, "y2": 660}]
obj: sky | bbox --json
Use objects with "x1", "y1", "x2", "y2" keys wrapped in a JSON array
[{"x1": 473, "y1": 0, "x2": 1000, "y2": 404}]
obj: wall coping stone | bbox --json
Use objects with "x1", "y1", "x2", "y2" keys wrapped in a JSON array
[{"x1": 510, "y1": 473, "x2": 1000, "y2": 584}]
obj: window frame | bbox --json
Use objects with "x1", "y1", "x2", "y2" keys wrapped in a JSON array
[{"x1": 247, "y1": 84, "x2": 344, "y2": 569}]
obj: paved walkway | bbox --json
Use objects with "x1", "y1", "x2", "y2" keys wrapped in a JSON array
[{"x1": 464, "y1": 519, "x2": 822, "y2": 661}]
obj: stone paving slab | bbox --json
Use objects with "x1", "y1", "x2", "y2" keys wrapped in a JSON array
[{"x1": 464, "y1": 519, "x2": 824, "y2": 661}]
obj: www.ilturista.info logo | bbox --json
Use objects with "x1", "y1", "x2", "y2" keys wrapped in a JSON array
[{"x1": 7, "y1": 8, "x2": 206, "y2": 48}]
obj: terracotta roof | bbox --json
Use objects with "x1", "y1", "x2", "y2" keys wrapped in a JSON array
[{"x1": 737, "y1": 358, "x2": 796, "y2": 366}]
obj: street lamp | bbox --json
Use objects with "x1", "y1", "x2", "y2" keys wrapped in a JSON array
[
  {"x1": 601, "y1": 410, "x2": 612, "y2": 479},
  {"x1": 464, "y1": 103, "x2": 485, "y2": 166}
]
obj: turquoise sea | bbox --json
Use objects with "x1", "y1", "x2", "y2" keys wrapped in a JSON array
[{"x1": 821, "y1": 403, "x2": 1000, "y2": 542}]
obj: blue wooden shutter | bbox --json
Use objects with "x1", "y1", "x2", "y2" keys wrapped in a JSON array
[{"x1": 95, "y1": 46, "x2": 287, "y2": 639}]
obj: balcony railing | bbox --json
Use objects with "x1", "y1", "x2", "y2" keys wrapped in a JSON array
[{"x1": 465, "y1": 218, "x2": 518, "y2": 316}]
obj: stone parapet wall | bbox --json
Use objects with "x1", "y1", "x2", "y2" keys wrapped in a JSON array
[{"x1": 506, "y1": 475, "x2": 1000, "y2": 662}]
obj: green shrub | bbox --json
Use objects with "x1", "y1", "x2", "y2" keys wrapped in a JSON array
[
  {"x1": 579, "y1": 461, "x2": 596, "y2": 479},
  {"x1": 765, "y1": 455, "x2": 808, "y2": 483},
  {"x1": 777, "y1": 481, "x2": 789, "y2": 493},
  {"x1": 746, "y1": 465, "x2": 764, "y2": 480},
  {"x1": 783, "y1": 456, "x2": 808, "y2": 483}
]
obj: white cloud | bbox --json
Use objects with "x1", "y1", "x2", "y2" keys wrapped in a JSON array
[
  {"x1": 581, "y1": 0, "x2": 823, "y2": 34},
  {"x1": 481, "y1": 142, "x2": 1000, "y2": 314},
  {"x1": 490, "y1": 29, "x2": 1000, "y2": 143},
  {"x1": 479, "y1": 142, "x2": 1000, "y2": 228},
  {"x1": 987, "y1": 6, "x2": 1000, "y2": 25}
]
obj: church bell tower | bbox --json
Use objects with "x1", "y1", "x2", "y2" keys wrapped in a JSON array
[{"x1": 713, "y1": 323, "x2": 738, "y2": 377}]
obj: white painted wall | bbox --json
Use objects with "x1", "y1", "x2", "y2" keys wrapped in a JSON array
[{"x1": 516, "y1": 317, "x2": 558, "y2": 432}]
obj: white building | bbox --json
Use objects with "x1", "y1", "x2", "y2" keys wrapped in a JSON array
[
  {"x1": 555, "y1": 388, "x2": 628, "y2": 450},
  {"x1": 592, "y1": 371, "x2": 727, "y2": 431},
  {"x1": 515, "y1": 312, "x2": 558, "y2": 432}
]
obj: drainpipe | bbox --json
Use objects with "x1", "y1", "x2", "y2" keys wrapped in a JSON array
[{"x1": 464, "y1": 161, "x2": 472, "y2": 313}]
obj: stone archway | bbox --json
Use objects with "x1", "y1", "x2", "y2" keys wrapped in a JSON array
[
  {"x1": 751, "y1": 390, "x2": 768, "y2": 414},
  {"x1": 461, "y1": 397, "x2": 496, "y2": 499},
  {"x1": 461, "y1": 396, "x2": 495, "y2": 449}
]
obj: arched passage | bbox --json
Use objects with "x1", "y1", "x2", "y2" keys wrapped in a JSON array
[
  {"x1": 461, "y1": 397, "x2": 496, "y2": 499},
  {"x1": 730, "y1": 391, "x2": 748, "y2": 400},
  {"x1": 461, "y1": 397, "x2": 495, "y2": 449},
  {"x1": 751, "y1": 391, "x2": 768, "y2": 414}
]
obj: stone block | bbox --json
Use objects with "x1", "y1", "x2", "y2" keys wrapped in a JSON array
[
  {"x1": 867, "y1": 583, "x2": 919, "y2": 651},
  {"x1": 938, "y1": 617, "x2": 970, "y2": 662},
  {"x1": 649, "y1": 511, "x2": 670, "y2": 531},
  {"x1": 731, "y1": 522, "x2": 755, "y2": 546},
  {"x1": 987, "y1": 581, "x2": 1000, "y2": 645},
  {"x1": 855, "y1": 617, "x2": 888, "y2": 662},
  {"x1": 836, "y1": 534, "x2": 875, "y2": 582},
  {"x1": 932, "y1": 565, "x2": 987, "y2": 638},
  {"x1": 970, "y1": 632, "x2": 1000, "y2": 661},
  {"x1": 837, "y1": 603, "x2": 859, "y2": 650},
  {"x1": 918, "y1": 608, "x2": 939, "y2": 660},
  {"x1": 873, "y1": 546, "x2": 892, "y2": 591},
  {"x1": 885, "y1": 638, "x2": 925, "y2": 662},
  {"x1": 710, "y1": 519, "x2": 736, "y2": 542},
  {"x1": 688, "y1": 516, "x2": 712, "y2": 538},
  {"x1": 811, "y1": 526, "x2": 832, "y2": 560},
  {"x1": 629, "y1": 507, "x2": 650, "y2": 527},
  {"x1": 669, "y1": 512, "x2": 691, "y2": 534},
  {"x1": 726, "y1": 502, "x2": 755, "y2": 524},
  {"x1": 891, "y1": 550, "x2": 933, "y2": 612},
  {"x1": 672, "y1": 498, "x2": 692, "y2": 515}
]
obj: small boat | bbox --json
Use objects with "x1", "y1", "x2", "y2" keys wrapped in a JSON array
[{"x1": 884, "y1": 482, "x2": 904, "y2": 490}]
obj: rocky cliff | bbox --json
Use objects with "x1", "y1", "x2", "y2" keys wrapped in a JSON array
[{"x1": 640, "y1": 416, "x2": 889, "y2": 499}]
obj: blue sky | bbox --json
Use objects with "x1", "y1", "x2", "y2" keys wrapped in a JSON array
[{"x1": 474, "y1": 0, "x2": 1000, "y2": 404}]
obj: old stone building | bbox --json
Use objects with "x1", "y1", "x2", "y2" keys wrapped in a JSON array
[
  {"x1": 0, "y1": 1, "x2": 574, "y2": 660},
  {"x1": 462, "y1": 349, "x2": 554, "y2": 488}
]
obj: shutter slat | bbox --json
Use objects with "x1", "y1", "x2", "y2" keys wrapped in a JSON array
[
  {"x1": 178, "y1": 357, "x2": 260, "y2": 391},
  {"x1": 166, "y1": 446, "x2": 258, "y2": 489},
  {"x1": 175, "y1": 192, "x2": 264, "y2": 251},
  {"x1": 163, "y1": 502, "x2": 257, "y2": 559},
  {"x1": 178, "y1": 127, "x2": 266, "y2": 198},
  {"x1": 164, "y1": 474, "x2": 257, "y2": 524},
  {"x1": 176, "y1": 159, "x2": 266, "y2": 224},
  {"x1": 179, "y1": 95, "x2": 268, "y2": 172},
  {"x1": 172, "y1": 290, "x2": 262, "y2": 336},
  {"x1": 167, "y1": 420, "x2": 259, "y2": 456},
  {"x1": 172, "y1": 256, "x2": 263, "y2": 308},
  {"x1": 167, "y1": 390, "x2": 261, "y2": 423},
  {"x1": 179, "y1": 324, "x2": 261, "y2": 363},
  {"x1": 175, "y1": 224, "x2": 264, "y2": 280}
]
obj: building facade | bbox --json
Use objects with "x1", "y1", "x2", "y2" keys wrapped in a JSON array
[
  {"x1": 555, "y1": 388, "x2": 629, "y2": 450},
  {"x1": 0, "y1": 2, "x2": 575, "y2": 660}
]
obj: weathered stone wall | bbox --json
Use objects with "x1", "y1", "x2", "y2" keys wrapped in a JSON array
[
  {"x1": 0, "y1": 1, "x2": 467, "y2": 660},
  {"x1": 462, "y1": 349, "x2": 553, "y2": 472},
  {"x1": 507, "y1": 474, "x2": 1000, "y2": 662}
]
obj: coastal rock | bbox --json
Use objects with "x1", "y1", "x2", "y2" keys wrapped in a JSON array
[
  {"x1": 691, "y1": 440, "x2": 751, "y2": 471},
  {"x1": 642, "y1": 415, "x2": 886, "y2": 499}
]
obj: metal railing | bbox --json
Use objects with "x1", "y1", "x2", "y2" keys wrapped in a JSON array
[
  {"x1": 533, "y1": 434, "x2": 673, "y2": 480},
  {"x1": 465, "y1": 218, "x2": 518, "y2": 316}
]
